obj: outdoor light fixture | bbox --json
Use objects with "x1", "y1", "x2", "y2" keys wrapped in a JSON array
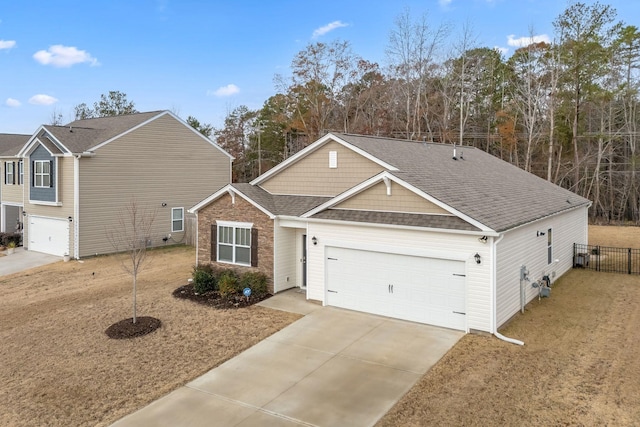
[
  {"x1": 22, "y1": 211, "x2": 27, "y2": 217},
  {"x1": 312, "y1": 236, "x2": 318, "y2": 246},
  {"x1": 161, "y1": 202, "x2": 167, "y2": 207},
  {"x1": 478, "y1": 235, "x2": 488, "y2": 244},
  {"x1": 474, "y1": 253, "x2": 481, "y2": 264},
  {"x1": 537, "y1": 231, "x2": 546, "y2": 237},
  {"x1": 68, "y1": 216, "x2": 73, "y2": 222}
]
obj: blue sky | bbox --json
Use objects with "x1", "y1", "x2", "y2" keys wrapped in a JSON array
[{"x1": 2, "y1": 0, "x2": 639, "y2": 134}]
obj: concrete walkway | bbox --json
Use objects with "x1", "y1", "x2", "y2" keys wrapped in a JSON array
[
  {"x1": 110, "y1": 289, "x2": 463, "y2": 427},
  {"x1": 0, "y1": 248, "x2": 61, "y2": 276}
]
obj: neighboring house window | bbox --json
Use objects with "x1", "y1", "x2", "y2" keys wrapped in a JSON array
[
  {"x1": 33, "y1": 160, "x2": 51, "y2": 188},
  {"x1": 215, "y1": 222, "x2": 255, "y2": 266},
  {"x1": 171, "y1": 207, "x2": 184, "y2": 232},
  {"x1": 4, "y1": 161, "x2": 14, "y2": 185},
  {"x1": 547, "y1": 228, "x2": 553, "y2": 265},
  {"x1": 18, "y1": 161, "x2": 23, "y2": 185}
]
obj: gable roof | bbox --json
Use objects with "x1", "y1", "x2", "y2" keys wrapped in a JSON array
[
  {"x1": 17, "y1": 111, "x2": 232, "y2": 159},
  {"x1": 0, "y1": 133, "x2": 30, "y2": 157},
  {"x1": 330, "y1": 133, "x2": 590, "y2": 232},
  {"x1": 189, "y1": 183, "x2": 331, "y2": 217}
]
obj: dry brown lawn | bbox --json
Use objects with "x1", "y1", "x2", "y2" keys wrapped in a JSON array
[
  {"x1": 377, "y1": 225, "x2": 640, "y2": 426},
  {"x1": 0, "y1": 245, "x2": 301, "y2": 427}
]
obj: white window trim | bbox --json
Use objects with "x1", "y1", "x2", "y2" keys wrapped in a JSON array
[
  {"x1": 547, "y1": 227, "x2": 553, "y2": 265},
  {"x1": 216, "y1": 221, "x2": 253, "y2": 266},
  {"x1": 5, "y1": 162, "x2": 14, "y2": 185},
  {"x1": 171, "y1": 207, "x2": 184, "y2": 232},
  {"x1": 33, "y1": 160, "x2": 51, "y2": 188},
  {"x1": 329, "y1": 150, "x2": 338, "y2": 168}
]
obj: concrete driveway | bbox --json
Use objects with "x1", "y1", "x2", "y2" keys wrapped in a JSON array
[
  {"x1": 110, "y1": 291, "x2": 463, "y2": 427},
  {"x1": 0, "y1": 248, "x2": 61, "y2": 276}
]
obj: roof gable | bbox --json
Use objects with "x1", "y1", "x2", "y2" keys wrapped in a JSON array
[{"x1": 0, "y1": 133, "x2": 30, "y2": 157}]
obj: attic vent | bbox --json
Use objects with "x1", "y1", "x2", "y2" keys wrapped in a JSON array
[{"x1": 329, "y1": 150, "x2": 338, "y2": 168}]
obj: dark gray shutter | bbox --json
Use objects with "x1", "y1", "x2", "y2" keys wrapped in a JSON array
[
  {"x1": 12, "y1": 162, "x2": 15, "y2": 184},
  {"x1": 250, "y1": 228, "x2": 258, "y2": 267},
  {"x1": 210, "y1": 225, "x2": 217, "y2": 261},
  {"x1": 3, "y1": 162, "x2": 6, "y2": 185},
  {"x1": 49, "y1": 160, "x2": 53, "y2": 187},
  {"x1": 31, "y1": 161, "x2": 34, "y2": 187}
]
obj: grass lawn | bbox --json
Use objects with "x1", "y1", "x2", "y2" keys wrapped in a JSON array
[
  {"x1": 377, "y1": 225, "x2": 640, "y2": 426},
  {"x1": 0, "y1": 245, "x2": 301, "y2": 427}
]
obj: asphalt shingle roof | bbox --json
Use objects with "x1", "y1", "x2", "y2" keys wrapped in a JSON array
[
  {"x1": 0, "y1": 133, "x2": 30, "y2": 157},
  {"x1": 312, "y1": 209, "x2": 481, "y2": 231},
  {"x1": 232, "y1": 183, "x2": 331, "y2": 216},
  {"x1": 333, "y1": 133, "x2": 591, "y2": 232},
  {"x1": 43, "y1": 111, "x2": 163, "y2": 153}
]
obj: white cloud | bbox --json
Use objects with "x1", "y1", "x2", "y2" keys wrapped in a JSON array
[
  {"x1": 312, "y1": 21, "x2": 348, "y2": 38},
  {"x1": 507, "y1": 34, "x2": 551, "y2": 48},
  {"x1": 0, "y1": 40, "x2": 16, "y2": 50},
  {"x1": 494, "y1": 46, "x2": 509, "y2": 56},
  {"x1": 208, "y1": 84, "x2": 240, "y2": 97},
  {"x1": 33, "y1": 44, "x2": 99, "y2": 67},
  {"x1": 439, "y1": 0, "x2": 453, "y2": 6},
  {"x1": 29, "y1": 94, "x2": 58, "y2": 105},
  {"x1": 6, "y1": 98, "x2": 21, "y2": 107}
]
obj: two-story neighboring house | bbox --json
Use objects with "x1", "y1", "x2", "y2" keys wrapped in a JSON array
[
  {"x1": 13, "y1": 110, "x2": 231, "y2": 258},
  {"x1": 190, "y1": 132, "x2": 591, "y2": 336},
  {"x1": 0, "y1": 133, "x2": 30, "y2": 234}
]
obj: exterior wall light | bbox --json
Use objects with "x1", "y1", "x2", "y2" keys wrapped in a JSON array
[
  {"x1": 474, "y1": 253, "x2": 481, "y2": 264},
  {"x1": 312, "y1": 236, "x2": 318, "y2": 246}
]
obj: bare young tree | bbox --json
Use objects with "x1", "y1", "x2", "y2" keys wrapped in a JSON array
[{"x1": 107, "y1": 199, "x2": 157, "y2": 324}]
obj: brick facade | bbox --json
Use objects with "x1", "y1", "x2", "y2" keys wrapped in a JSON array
[{"x1": 196, "y1": 193, "x2": 275, "y2": 293}]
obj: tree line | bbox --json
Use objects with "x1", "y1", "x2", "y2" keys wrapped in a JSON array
[{"x1": 63, "y1": 2, "x2": 640, "y2": 223}]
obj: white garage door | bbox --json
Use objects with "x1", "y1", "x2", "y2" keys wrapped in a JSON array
[
  {"x1": 29, "y1": 216, "x2": 69, "y2": 256},
  {"x1": 326, "y1": 247, "x2": 466, "y2": 330}
]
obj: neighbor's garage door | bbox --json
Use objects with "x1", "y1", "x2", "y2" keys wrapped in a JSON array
[
  {"x1": 326, "y1": 247, "x2": 466, "y2": 330},
  {"x1": 29, "y1": 216, "x2": 69, "y2": 256}
]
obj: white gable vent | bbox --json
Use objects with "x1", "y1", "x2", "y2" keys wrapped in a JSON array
[{"x1": 329, "y1": 150, "x2": 338, "y2": 168}]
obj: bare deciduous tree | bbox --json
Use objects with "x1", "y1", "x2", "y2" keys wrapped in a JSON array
[{"x1": 107, "y1": 199, "x2": 156, "y2": 324}]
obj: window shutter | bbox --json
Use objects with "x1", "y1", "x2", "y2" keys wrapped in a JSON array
[
  {"x1": 12, "y1": 162, "x2": 16, "y2": 184},
  {"x1": 250, "y1": 228, "x2": 258, "y2": 267},
  {"x1": 49, "y1": 160, "x2": 53, "y2": 187},
  {"x1": 210, "y1": 225, "x2": 217, "y2": 261},
  {"x1": 3, "y1": 162, "x2": 6, "y2": 185},
  {"x1": 31, "y1": 161, "x2": 34, "y2": 187}
]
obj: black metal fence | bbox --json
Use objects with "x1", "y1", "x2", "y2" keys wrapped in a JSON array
[{"x1": 573, "y1": 243, "x2": 640, "y2": 275}]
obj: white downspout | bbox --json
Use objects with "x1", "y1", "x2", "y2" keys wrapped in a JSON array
[
  {"x1": 492, "y1": 233, "x2": 524, "y2": 346},
  {"x1": 73, "y1": 155, "x2": 80, "y2": 259}
]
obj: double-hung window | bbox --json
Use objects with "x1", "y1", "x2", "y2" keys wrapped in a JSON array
[
  {"x1": 171, "y1": 207, "x2": 184, "y2": 232},
  {"x1": 5, "y1": 162, "x2": 14, "y2": 185},
  {"x1": 33, "y1": 160, "x2": 51, "y2": 188},
  {"x1": 217, "y1": 222, "x2": 252, "y2": 266}
]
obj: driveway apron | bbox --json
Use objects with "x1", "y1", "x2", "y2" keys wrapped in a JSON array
[
  {"x1": 110, "y1": 292, "x2": 463, "y2": 427},
  {"x1": 0, "y1": 248, "x2": 60, "y2": 276}
]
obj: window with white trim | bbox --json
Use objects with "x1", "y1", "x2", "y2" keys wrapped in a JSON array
[
  {"x1": 18, "y1": 161, "x2": 23, "y2": 185},
  {"x1": 5, "y1": 161, "x2": 14, "y2": 185},
  {"x1": 33, "y1": 160, "x2": 51, "y2": 188},
  {"x1": 329, "y1": 150, "x2": 338, "y2": 168},
  {"x1": 217, "y1": 222, "x2": 252, "y2": 265},
  {"x1": 547, "y1": 228, "x2": 553, "y2": 265},
  {"x1": 171, "y1": 207, "x2": 184, "y2": 232}
]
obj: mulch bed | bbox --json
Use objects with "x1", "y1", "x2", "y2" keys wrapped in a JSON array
[
  {"x1": 105, "y1": 316, "x2": 162, "y2": 339},
  {"x1": 172, "y1": 284, "x2": 271, "y2": 308}
]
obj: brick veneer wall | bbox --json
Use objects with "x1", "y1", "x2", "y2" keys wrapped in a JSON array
[{"x1": 196, "y1": 193, "x2": 275, "y2": 293}]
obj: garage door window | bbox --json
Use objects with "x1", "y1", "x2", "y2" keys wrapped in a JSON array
[{"x1": 217, "y1": 222, "x2": 252, "y2": 266}]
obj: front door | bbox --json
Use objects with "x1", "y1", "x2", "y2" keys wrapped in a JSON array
[{"x1": 302, "y1": 234, "x2": 307, "y2": 288}]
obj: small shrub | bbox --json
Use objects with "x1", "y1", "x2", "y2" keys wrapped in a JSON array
[
  {"x1": 218, "y1": 270, "x2": 241, "y2": 297},
  {"x1": 192, "y1": 264, "x2": 217, "y2": 294},
  {"x1": 0, "y1": 232, "x2": 21, "y2": 247},
  {"x1": 240, "y1": 271, "x2": 269, "y2": 297}
]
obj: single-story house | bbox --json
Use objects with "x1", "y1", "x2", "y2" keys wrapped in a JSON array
[
  {"x1": 189, "y1": 132, "x2": 591, "y2": 335},
  {"x1": 4, "y1": 111, "x2": 231, "y2": 258}
]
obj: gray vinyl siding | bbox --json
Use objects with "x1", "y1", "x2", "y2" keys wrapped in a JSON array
[
  {"x1": 29, "y1": 145, "x2": 56, "y2": 202},
  {"x1": 495, "y1": 207, "x2": 588, "y2": 328},
  {"x1": 78, "y1": 114, "x2": 230, "y2": 257}
]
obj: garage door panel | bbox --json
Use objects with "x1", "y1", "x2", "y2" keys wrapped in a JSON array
[
  {"x1": 29, "y1": 217, "x2": 69, "y2": 256},
  {"x1": 326, "y1": 247, "x2": 466, "y2": 331}
]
